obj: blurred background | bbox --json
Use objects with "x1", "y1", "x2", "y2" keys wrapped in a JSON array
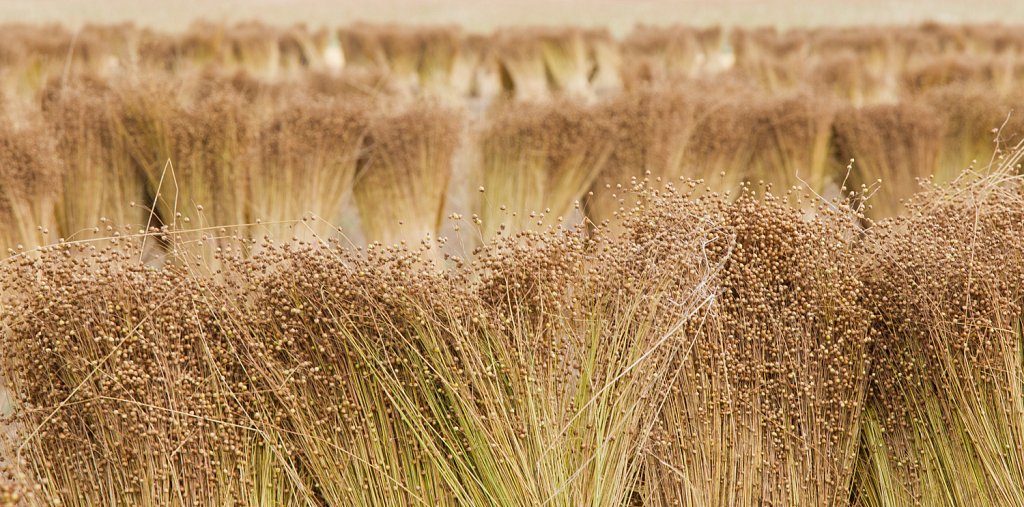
[{"x1": 9, "y1": 0, "x2": 1024, "y2": 32}]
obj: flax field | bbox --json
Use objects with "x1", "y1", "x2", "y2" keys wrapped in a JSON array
[{"x1": 1, "y1": 21, "x2": 1024, "y2": 506}]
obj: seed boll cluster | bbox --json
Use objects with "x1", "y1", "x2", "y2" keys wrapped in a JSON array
[
  {"x1": 856, "y1": 169, "x2": 1024, "y2": 506},
  {"x1": 642, "y1": 182, "x2": 874, "y2": 507},
  {"x1": 0, "y1": 185, "x2": 720, "y2": 506}
]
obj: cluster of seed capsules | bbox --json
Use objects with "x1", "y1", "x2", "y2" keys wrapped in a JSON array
[{"x1": 1, "y1": 160, "x2": 1023, "y2": 505}]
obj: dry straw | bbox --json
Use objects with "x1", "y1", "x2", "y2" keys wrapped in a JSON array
[
  {"x1": 477, "y1": 99, "x2": 614, "y2": 239},
  {"x1": 807, "y1": 51, "x2": 887, "y2": 105},
  {"x1": 3, "y1": 143, "x2": 1024, "y2": 507},
  {"x1": 134, "y1": 28, "x2": 182, "y2": 72},
  {"x1": 587, "y1": 85, "x2": 706, "y2": 226},
  {"x1": 248, "y1": 94, "x2": 370, "y2": 244},
  {"x1": 682, "y1": 87, "x2": 763, "y2": 193},
  {"x1": 901, "y1": 54, "x2": 1006, "y2": 95},
  {"x1": 238, "y1": 244, "x2": 462, "y2": 505},
  {"x1": 69, "y1": 25, "x2": 117, "y2": 70},
  {"x1": 535, "y1": 27, "x2": 591, "y2": 98},
  {"x1": 40, "y1": 77, "x2": 148, "y2": 242},
  {"x1": 745, "y1": 91, "x2": 836, "y2": 194},
  {"x1": 304, "y1": 67, "x2": 400, "y2": 99},
  {"x1": 336, "y1": 24, "x2": 388, "y2": 72},
  {"x1": 832, "y1": 101, "x2": 944, "y2": 218},
  {"x1": 620, "y1": 25, "x2": 702, "y2": 89},
  {"x1": 449, "y1": 33, "x2": 493, "y2": 98},
  {"x1": 166, "y1": 88, "x2": 253, "y2": 233},
  {"x1": 223, "y1": 22, "x2": 281, "y2": 77},
  {"x1": 0, "y1": 117, "x2": 61, "y2": 255},
  {"x1": 695, "y1": 26, "x2": 725, "y2": 64},
  {"x1": 376, "y1": 24, "x2": 425, "y2": 93},
  {"x1": 417, "y1": 26, "x2": 463, "y2": 96},
  {"x1": 5, "y1": 22, "x2": 1024, "y2": 104},
  {"x1": 963, "y1": 23, "x2": 1024, "y2": 55},
  {"x1": 730, "y1": 28, "x2": 810, "y2": 92},
  {"x1": 855, "y1": 163, "x2": 1024, "y2": 506},
  {"x1": 492, "y1": 29, "x2": 550, "y2": 102},
  {"x1": 172, "y1": 21, "x2": 227, "y2": 70},
  {"x1": 0, "y1": 175, "x2": 725, "y2": 506},
  {"x1": 645, "y1": 183, "x2": 872, "y2": 507},
  {"x1": 352, "y1": 102, "x2": 461, "y2": 251},
  {"x1": 0, "y1": 241, "x2": 311, "y2": 506},
  {"x1": 807, "y1": 27, "x2": 896, "y2": 86},
  {"x1": 277, "y1": 24, "x2": 322, "y2": 75},
  {"x1": 110, "y1": 78, "x2": 254, "y2": 267},
  {"x1": 890, "y1": 23, "x2": 965, "y2": 73},
  {"x1": 0, "y1": 24, "x2": 77, "y2": 99},
  {"x1": 924, "y1": 84, "x2": 1024, "y2": 181},
  {"x1": 449, "y1": 208, "x2": 719, "y2": 505},
  {"x1": 8, "y1": 22, "x2": 1024, "y2": 505},
  {"x1": 582, "y1": 28, "x2": 622, "y2": 96}
]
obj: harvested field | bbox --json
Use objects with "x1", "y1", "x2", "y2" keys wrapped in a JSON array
[{"x1": 2, "y1": 20, "x2": 1024, "y2": 507}]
